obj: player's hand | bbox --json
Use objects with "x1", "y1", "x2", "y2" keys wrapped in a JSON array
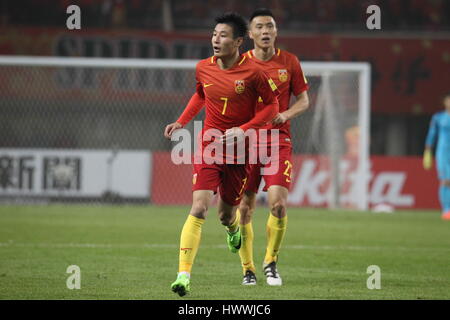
[
  {"x1": 272, "y1": 113, "x2": 288, "y2": 125},
  {"x1": 220, "y1": 127, "x2": 245, "y2": 145},
  {"x1": 423, "y1": 149, "x2": 433, "y2": 170},
  {"x1": 164, "y1": 122, "x2": 183, "y2": 139}
]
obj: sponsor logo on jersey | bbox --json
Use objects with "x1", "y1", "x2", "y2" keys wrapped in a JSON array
[
  {"x1": 278, "y1": 69, "x2": 288, "y2": 82},
  {"x1": 235, "y1": 80, "x2": 245, "y2": 94}
]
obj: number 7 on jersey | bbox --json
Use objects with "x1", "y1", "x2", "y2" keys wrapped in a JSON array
[{"x1": 220, "y1": 97, "x2": 228, "y2": 115}]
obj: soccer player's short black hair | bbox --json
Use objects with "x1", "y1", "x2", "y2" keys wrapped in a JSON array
[
  {"x1": 249, "y1": 8, "x2": 275, "y2": 23},
  {"x1": 215, "y1": 12, "x2": 248, "y2": 39}
]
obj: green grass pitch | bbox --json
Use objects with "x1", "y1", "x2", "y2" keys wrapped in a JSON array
[{"x1": 0, "y1": 205, "x2": 449, "y2": 300}]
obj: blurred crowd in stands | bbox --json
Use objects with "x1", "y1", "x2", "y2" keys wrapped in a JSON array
[{"x1": 2, "y1": 0, "x2": 449, "y2": 32}]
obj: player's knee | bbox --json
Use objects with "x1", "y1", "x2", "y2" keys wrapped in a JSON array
[
  {"x1": 270, "y1": 200, "x2": 286, "y2": 218},
  {"x1": 190, "y1": 202, "x2": 208, "y2": 219},
  {"x1": 218, "y1": 210, "x2": 232, "y2": 226}
]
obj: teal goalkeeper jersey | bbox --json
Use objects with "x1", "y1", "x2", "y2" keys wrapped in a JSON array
[{"x1": 425, "y1": 111, "x2": 450, "y2": 158}]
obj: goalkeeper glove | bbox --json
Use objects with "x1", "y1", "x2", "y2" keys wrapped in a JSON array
[{"x1": 423, "y1": 150, "x2": 433, "y2": 170}]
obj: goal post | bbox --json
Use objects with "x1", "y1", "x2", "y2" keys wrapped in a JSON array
[
  {"x1": 0, "y1": 56, "x2": 370, "y2": 209},
  {"x1": 302, "y1": 62, "x2": 371, "y2": 210},
  {"x1": 300, "y1": 62, "x2": 371, "y2": 210}
]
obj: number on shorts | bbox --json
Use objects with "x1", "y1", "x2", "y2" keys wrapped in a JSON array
[
  {"x1": 283, "y1": 160, "x2": 292, "y2": 183},
  {"x1": 235, "y1": 177, "x2": 248, "y2": 200}
]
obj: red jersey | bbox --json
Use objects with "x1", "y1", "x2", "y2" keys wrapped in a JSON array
[
  {"x1": 245, "y1": 48, "x2": 309, "y2": 147},
  {"x1": 195, "y1": 54, "x2": 279, "y2": 132},
  {"x1": 178, "y1": 54, "x2": 279, "y2": 164}
]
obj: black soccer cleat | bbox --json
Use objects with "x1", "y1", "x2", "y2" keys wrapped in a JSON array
[{"x1": 242, "y1": 270, "x2": 257, "y2": 286}]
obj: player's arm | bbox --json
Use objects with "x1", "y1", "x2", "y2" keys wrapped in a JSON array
[
  {"x1": 221, "y1": 73, "x2": 279, "y2": 144},
  {"x1": 423, "y1": 114, "x2": 438, "y2": 170},
  {"x1": 240, "y1": 74, "x2": 279, "y2": 131},
  {"x1": 164, "y1": 70, "x2": 205, "y2": 139},
  {"x1": 272, "y1": 91, "x2": 309, "y2": 125},
  {"x1": 164, "y1": 92, "x2": 204, "y2": 139},
  {"x1": 272, "y1": 56, "x2": 310, "y2": 125}
]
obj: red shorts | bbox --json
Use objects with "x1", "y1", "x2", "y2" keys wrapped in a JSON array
[
  {"x1": 246, "y1": 144, "x2": 293, "y2": 193},
  {"x1": 192, "y1": 163, "x2": 250, "y2": 206}
]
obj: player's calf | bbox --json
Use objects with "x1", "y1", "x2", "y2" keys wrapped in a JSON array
[{"x1": 238, "y1": 204, "x2": 253, "y2": 224}]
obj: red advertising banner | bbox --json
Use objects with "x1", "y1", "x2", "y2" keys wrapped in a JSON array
[
  {"x1": 151, "y1": 152, "x2": 440, "y2": 210},
  {"x1": 1, "y1": 27, "x2": 449, "y2": 114},
  {"x1": 151, "y1": 152, "x2": 193, "y2": 205}
]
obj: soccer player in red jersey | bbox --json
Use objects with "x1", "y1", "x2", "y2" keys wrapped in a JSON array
[
  {"x1": 237, "y1": 8, "x2": 310, "y2": 286},
  {"x1": 164, "y1": 12, "x2": 280, "y2": 296}
]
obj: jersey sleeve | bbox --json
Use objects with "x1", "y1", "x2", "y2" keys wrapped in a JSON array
[
  {"x1": 240, "y1": 70, "x2": 279, "y2": 131},
  {"x1": 195, "y1": 63, "x2": 205, "y2": 98},
  {"x1": 176, "y1": 64, "x2": 205, "y2": 126},
  {"x1": 290, "y1": 55, "x2": 309, "y2": 96},
  {"x1": 425, "y1": 113, "x2": 439, "y2": 148},
  {"x1": 176, "y1": 92, "x2": 204, "y2": 126}
]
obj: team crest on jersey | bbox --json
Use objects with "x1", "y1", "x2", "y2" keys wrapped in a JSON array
[
  {"x1": 278, "y1": 69, "x2": 288, "y2": 82},
  {"x1": 235, "y1": 80, "x2": 245, "y2": 94}
]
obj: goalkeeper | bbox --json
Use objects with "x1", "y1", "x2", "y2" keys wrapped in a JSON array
[{"x1": 423, "y1": 92, "x2": 450, "y2": 220}]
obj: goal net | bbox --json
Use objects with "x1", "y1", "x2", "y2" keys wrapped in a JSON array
[
  {"x1": 0, "y1": 56, "x2": 370, "y2": 210},
  {"x1": 293, "y1": 63, "x2": 371, "y2": 210}
]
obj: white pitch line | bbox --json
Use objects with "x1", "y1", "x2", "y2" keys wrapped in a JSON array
[
  {"x1": 285, "y1": 244, "x2": 450, "y2": 252},
  {"x1": 0, "y1": 242, "x2": 449, "y2": 253}
]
